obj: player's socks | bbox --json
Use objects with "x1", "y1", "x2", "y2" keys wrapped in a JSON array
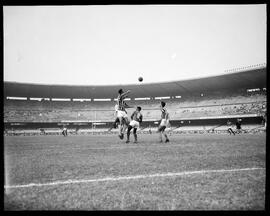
[
  {"x1": 127, "y1": 127, "x2": 131, "y2": 141},
  {"x1": 164, "y1": 134, "x2": 169, "y2": 142},
  {"x1": 119, "y1": 132, "x2": 124, "y2": 139},
  {"x1": 133, "y1": 134, "x2": 137, "y2": 143},
  {"x1": 118, "y1": 123, "x2": 125, "y2": 139}
]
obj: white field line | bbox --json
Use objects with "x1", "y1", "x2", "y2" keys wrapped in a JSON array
[
  {"x1": 46, "y1": 144, "x2": 191, "y2": 151},
  {"x1": 4, "y1": 167, "x2": 265, "y2": 189}
]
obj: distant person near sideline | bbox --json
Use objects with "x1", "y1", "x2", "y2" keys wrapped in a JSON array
[
  {"x1": 227, "y1": 120, "x2": 235, "y2": 135},
  {"x1": 158, "y1": 101, "x2": 170, "y2": 143},
  {"x1": 235, "y1": 119, "x2": 242, "y2": 134},
  {"x1": 116, "y1": 89, "x2": 131, "y2": 139},
  {"x1": 263, "y1": 111, "x2": 267, "y2": 130},
  {"x1": 62, "y1": 126, "x2": 68, "y2": 137},
  {"x1": 126, "y1": 106, "x2": 143, "y2": 143},
  {"x1": 148, "y1": 125, "x2": 152, "y2": 134}
]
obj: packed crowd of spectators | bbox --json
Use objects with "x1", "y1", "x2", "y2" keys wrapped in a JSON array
[{"x1": 4, "y1": 91, "x2": 266, "y2": 122}]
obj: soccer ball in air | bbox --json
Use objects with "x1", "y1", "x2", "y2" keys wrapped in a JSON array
[{"x1": 138, "y1": 77, "x2": 143, "y2": 82}]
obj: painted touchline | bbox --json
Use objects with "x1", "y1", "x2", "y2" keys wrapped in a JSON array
[{"x1": 4, "y1": 167, "x2": 265, "y2": 189}]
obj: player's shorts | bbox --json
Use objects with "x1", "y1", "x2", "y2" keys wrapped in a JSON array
[
  {"x1": 129, "y1": 120, "x2": 140, "y2": 128},
  {"x1": 160, "y1": 119, "x2": 169, "y2": 127},
  {"x1": 158, "y1": 125, "x2": 166, "y2": 132},
  {"x1": 117, "y1": 110, "x2": 128, "y2": 118},
  {"x1": 158, "y1": 119, "x2": 169, "y2": 132}
]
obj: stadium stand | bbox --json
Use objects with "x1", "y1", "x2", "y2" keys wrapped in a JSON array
[
  {"x1": 4, "y1": 92, "x2": 266, "y2": 122},
  {"x1": 4, "y1": 66, "x2": 267, "y2": 135}
]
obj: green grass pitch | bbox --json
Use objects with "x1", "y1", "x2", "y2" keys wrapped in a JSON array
[{"x1": 4, "y1": 133, "x2": 265, "y2": 210}]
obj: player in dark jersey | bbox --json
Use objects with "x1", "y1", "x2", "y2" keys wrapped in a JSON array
[
  {"x1": 158, "y1": 101, "x2": 170, "y2": 143},
  {"x1": 116, "y1": 89, "x2": 132, "y2": 139},
  {"x1": 126, "y1": 106, "x2": 143, "y2": 143},
  {"x1": 235, "y1": 119, "x2": 242, "y2": 134}
]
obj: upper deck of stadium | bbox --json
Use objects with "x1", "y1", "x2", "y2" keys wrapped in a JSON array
[{"x1": 4, "y1": 66, "x2": 266, "y2": 100}]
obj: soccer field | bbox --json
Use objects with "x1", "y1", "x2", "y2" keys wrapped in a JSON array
[{"x1": 4, "y1": 133, "x2": 266, "y2": 210}]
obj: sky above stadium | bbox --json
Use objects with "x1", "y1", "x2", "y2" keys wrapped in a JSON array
[{"x1": 4, "y1": 5, "x2": 266, "y2": 85}]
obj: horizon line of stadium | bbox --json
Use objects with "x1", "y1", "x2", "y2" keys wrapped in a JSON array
[{"x1": 4, "y1": 65, "x2": 266, "y2": 100}]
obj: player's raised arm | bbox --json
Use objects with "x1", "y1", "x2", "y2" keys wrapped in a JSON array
[
  {"x1": 131, "y1": 110, "x2": 135, "y2": 119},
  {"x1": 121, "y1": 90, "x2": 131, "y2": 98},
  {"x1": 124, "y1": 102, "x2": 133, "y2": 108}
]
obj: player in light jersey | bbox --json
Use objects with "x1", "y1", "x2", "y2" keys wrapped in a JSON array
[
  {"x1": 117, "y1": 89, "x2": 132, "y2": 139},
  {"x1": 126, "y1": 106, "x2": 143, "y2": 143},
  {"x1": 62, "y1": 126, "x2": 68, "y2": 137},
  {"x1": 227, "y1": 120, "x2": 235, "y2": 135},
  {"x1": 158, "y1": 101, "x2": 170, "y2": 143}
]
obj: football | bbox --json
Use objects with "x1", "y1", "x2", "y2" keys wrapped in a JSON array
[{"x1": 138, "y1": 77, "x2": 143, "y2": 82}]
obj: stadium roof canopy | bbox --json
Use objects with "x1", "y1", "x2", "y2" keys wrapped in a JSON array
[{"x1": 4, "y1": 67, "x2": 266, "y2": 99}]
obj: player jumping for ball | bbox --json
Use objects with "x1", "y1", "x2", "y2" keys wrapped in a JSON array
[
  {"x1": 116, "y1": 89, "x2": 132, "y2": 139},
  {"x1": 158, "y1": 101, "x2": 170, "y2": 143},
  {"x1": 126, "y1": 106, "x2": 143, "y2": 143}
]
